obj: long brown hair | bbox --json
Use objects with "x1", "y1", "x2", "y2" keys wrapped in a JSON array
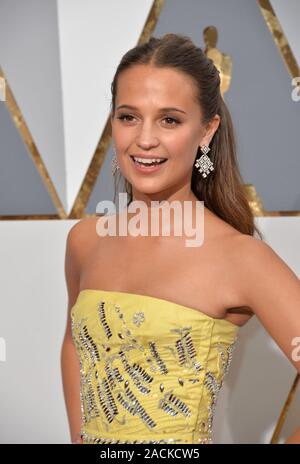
[{"x1": 110, "y1": 33, "x2": 263, "y2": 239}]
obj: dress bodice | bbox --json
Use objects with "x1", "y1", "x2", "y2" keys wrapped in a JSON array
[{"x1": 70, "y1": 289, "x2": 239, "y2": 444}]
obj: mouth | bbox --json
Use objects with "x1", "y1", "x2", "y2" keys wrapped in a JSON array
[{"x1": 130, "y1": 155, "x2": 168, "y2": 169}]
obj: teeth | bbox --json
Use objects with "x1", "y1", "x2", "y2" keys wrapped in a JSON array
[{"x1": 133, "y1": 157, "x2": 166, "y2": 164}]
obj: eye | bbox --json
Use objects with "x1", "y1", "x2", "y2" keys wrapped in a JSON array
[
  {"x1": 116, "y1": 113, "x2": 135, "y2": 122},
  {"x1": 116, "y1": 113, "x2": 181, "y2": 126},
  {"x1": 163, "y1": 117, "x2": 180, "y2": 126}
]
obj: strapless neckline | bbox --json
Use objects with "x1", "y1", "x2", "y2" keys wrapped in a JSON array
[{"x1": 72, "y1": 288, "x2": 240, "y2": 330}]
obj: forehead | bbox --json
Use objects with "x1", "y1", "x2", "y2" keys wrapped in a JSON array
[{"x1": 116, "y1": 65, "x2": 198, "y2": 108}]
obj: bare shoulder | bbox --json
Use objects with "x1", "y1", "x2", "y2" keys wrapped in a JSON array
[
  {"x1": 204, "y1": 208, "x2": 263, "y2": 252},
  {"x1": 231, "y1": 232, "x2": 300, "y2": 279},
  {"x1": 64, "y1": 216, "x2": 100, "y2": 301},
  {"x1": 228, "y1": 233, "x2": 300, "y2": 305},
  {"x1": 66, "y1": 216, "x2": 100, "y2": 264},
  {"x1": 203, "y1": 207, "x2": 273, "y2": 273},
  {"x1": 67, "y1": 216, "x2": 99, "y2": 242},
  {"x1": 224, "y1": 233, "x2": 279, "y2": 275},
  {"x1": 228, "y1": 233, "x2": 278, "y2": 265},
  {"x1": 203, "y1": 207, "x2": 247, "y2": 243}
]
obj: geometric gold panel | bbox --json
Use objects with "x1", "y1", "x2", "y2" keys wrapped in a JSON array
[
  {"x1": 246, "y1": 184, "x2": 300, "y2": 217},
  {"x1": 257, "y1": 0, "x2": 300, "y2": 217},
  {"x1": 258, "y1": 0, "x2": 299, "y2": 80},
  {"x1": 0, "y1": 66, "x2": 66, "y2": 219},
  {"x1": 270, "y1": 373, "x2": 300, "y2": 444}
]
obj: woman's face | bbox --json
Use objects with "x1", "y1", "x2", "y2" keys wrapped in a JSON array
[{"x1": 111, "y1": 64, "x2": 219, "y2": 203}]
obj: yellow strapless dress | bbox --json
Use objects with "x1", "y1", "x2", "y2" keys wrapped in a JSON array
[{"x1": 70, "y1": 289, "x2": 239, "y2": 444}]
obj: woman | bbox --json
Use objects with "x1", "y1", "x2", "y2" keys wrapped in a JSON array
[{"x1": 61, "y1": 33, "x2": 300, "y2": 444}]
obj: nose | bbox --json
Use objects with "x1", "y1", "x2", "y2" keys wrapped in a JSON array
[{"x1": 135, "y1": 120, "x2": 160, "y2": 150}]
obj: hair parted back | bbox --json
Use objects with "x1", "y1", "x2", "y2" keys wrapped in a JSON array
[{"x1": 110, "y1": 32, "x2": 263, "y2": 239}]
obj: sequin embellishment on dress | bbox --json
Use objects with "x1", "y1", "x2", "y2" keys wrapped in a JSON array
[{"x1": 71, "y1": 291, "x2": 239, "y2": 444}]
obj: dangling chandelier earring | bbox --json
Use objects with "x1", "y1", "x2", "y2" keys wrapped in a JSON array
[
  {"x1": 194, "y1": 144, "x2": 214, "y2": 178},
  {"x1": 111, "y1": 150, "x2": 120, "y2": 176}
]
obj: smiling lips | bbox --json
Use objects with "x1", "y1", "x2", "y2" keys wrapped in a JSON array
[
  {"x1": 130, "y1": 155, "x2": 168, "y2": 171},
  {"x1": 131, "y1": 155, "x2": 167, "y2": 166}
]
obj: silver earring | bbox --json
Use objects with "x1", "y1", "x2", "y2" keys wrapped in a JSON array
[
  {"x1": 194, "y1": 145, "x2": 214, "y2": 178},
  {"x1": 111, "y1": 151, "x2": 120, "y2": 176}
]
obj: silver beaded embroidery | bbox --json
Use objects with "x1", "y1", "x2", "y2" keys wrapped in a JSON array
[
  {"x1": 132, "y1": 311, "x2": 145, "y2": 327},
  {"x1": 98, "y1": 301, "x2": 113, "y2": 339},
  {"x1": 81, "y1": 431, "x2": 213, "y2": 444},
  {"x1": 158, "y1": 389, "x2": 192, "y2": 417},
  {"x1": 217, "y1": 339, "x2": 237, "y2": 377},
  {"x1": 96, "y1": 377, "x2": 119, "y2": 423},
  {"x1": 71, "y1": 298, "x2": 238, "y2": 444},
  {"x1": 117, "y1": 383, "x2": 157, "y2": 429},
  {"x1": 119, "y1": 350, "x2": 153, "y2": 394},
  {"x1": 173, "y1": 327, "x2": 204, "y2": 373},
  {"x1": 81, "y1": 430, "x2": 184, "y2": 444},
  {"x1": 149, "y1": 341, "x2": 168, "y2": 374},
  {"x1": 203, "y1": 337, "x2": 238, "y2": 437}
]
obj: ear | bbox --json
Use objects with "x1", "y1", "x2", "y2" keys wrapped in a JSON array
[{"x1": 199, "y1": 114, "x2": 220, "y2": 146}]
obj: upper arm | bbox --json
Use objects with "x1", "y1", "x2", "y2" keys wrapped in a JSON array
[
  {"x1": 63, "y1": 221, "x2": 82, "y2": 341},
  {"x1": 63, "y1": 217, "x2": 97, "y2": 341},
  {"x1": 238, "y1": 236, "x2": 300, "y2": 374}
]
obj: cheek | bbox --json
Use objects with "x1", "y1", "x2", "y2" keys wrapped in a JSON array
[
  {"x1": 111, "y1": 121, "x2": 131, "y2": 146},
  {"x1": 167, "y1": 133, "x2": 196, "y2": 163},
  {"x1": 112, "y1": 126, "x2": 130, "y2": 150}
]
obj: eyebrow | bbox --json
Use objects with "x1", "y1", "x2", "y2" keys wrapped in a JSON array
[{"x1": 116, "y1": 104, "x2": 187, "y2": 114}]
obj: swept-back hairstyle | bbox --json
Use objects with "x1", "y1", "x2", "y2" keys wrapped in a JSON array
[{"x1": 110, "y1": 33, "x2": 262, "y2": 239}]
